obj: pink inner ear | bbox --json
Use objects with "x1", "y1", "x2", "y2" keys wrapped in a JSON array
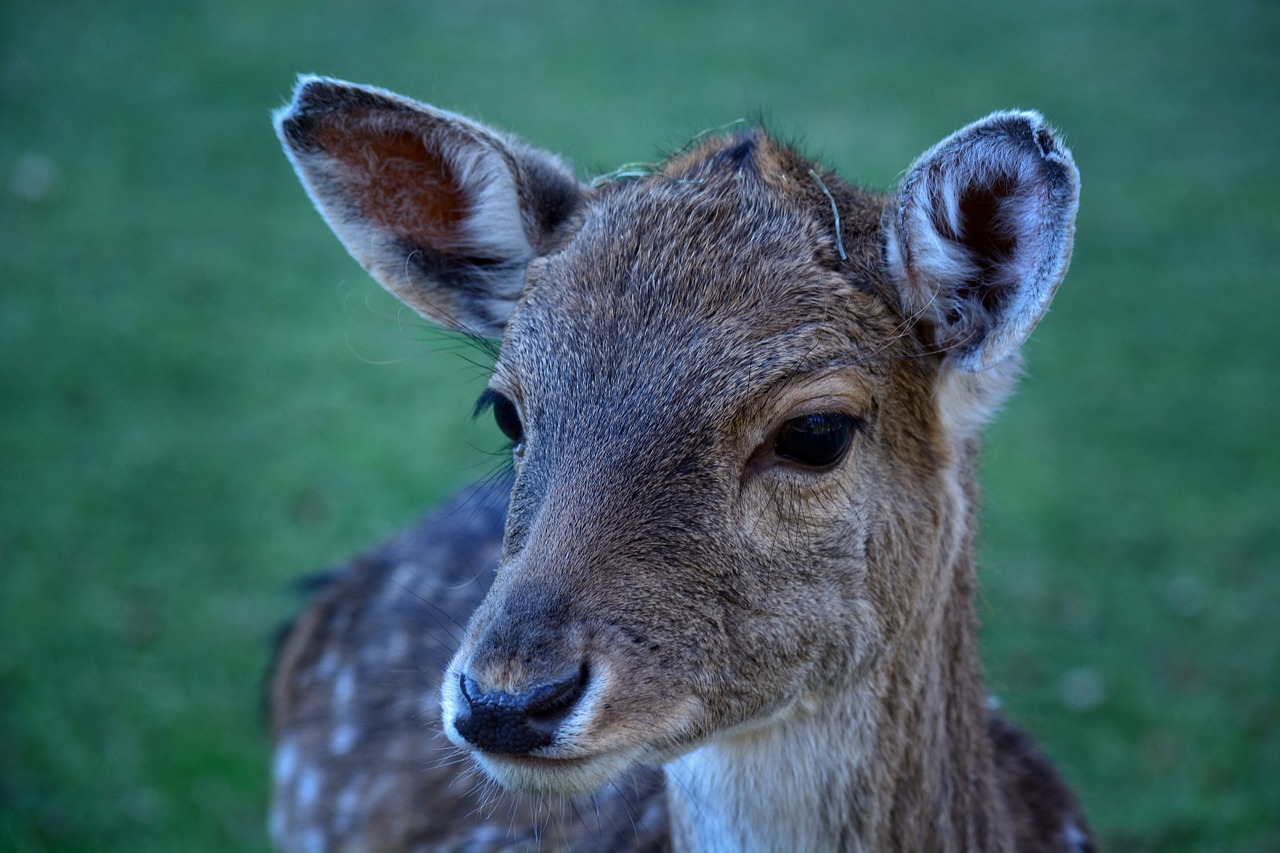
[{"x1": 315, "y1": 113, "x2": 470, "y2": 251}]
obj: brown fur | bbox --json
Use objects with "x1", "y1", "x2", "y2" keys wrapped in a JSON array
[{"x1": 270, "y1": 77, "x2": 1090, "y2": 852}]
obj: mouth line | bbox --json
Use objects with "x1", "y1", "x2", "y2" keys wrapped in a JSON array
[{"x1": 491, "y1": 753, "x2": 586, "y2": 768}]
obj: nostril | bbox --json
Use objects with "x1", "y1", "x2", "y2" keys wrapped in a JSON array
[
  {"x1": 525, "y1": 663, "x2": 587, "y2": 723},
  {"x1": 454, "y1": 664, "x2": 588, "y2": 755}
]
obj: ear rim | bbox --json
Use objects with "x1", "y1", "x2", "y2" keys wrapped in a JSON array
[
  {"x1": 885, "y1": 110, "x2": 1080, "y2": 372},
  {"x1": 274, "y1": 75, "x2": 579, "y2": 338}
]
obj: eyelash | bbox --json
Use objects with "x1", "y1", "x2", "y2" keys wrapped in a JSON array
[{"x1": 475, "y1": 389, "x2": 524, "y2": 446}]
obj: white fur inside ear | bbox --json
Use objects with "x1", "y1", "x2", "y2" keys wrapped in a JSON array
[
  {"x1": 886, "y1": 111, "x2": 1080, "y2": 372},
  {"x1": 450, "y1": 139, "x2": 534, "y2": 266},
  {"x1": 445, "y1": 136, "x2": 537, "y2": 326}
]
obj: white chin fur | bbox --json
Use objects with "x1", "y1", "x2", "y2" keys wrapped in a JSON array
[{"x1": 474, "y1": 746, "x2": 644, "y2": 795}]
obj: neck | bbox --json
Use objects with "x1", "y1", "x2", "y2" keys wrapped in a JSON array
[
  {"x1": 663, "y1": 539, "x2": 1012, "y2": 852},
  {"x1": 664, "y1": 694, "x2": 874, "y2": 853}
]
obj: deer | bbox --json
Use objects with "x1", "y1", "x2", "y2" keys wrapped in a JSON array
[{"x1": 268, "y1": 75, "x2": 1091, "y2": 853}]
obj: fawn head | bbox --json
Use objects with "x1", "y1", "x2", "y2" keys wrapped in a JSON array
[{"x1": 276, "y1": 77, "x2": 1078, "y2": 796}]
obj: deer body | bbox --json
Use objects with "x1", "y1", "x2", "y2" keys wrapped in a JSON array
[{"x1": 270, "y1": 77, "x2": 1090, "y2": 852}]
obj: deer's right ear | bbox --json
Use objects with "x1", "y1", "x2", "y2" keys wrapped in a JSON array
[{"x1": 275, "y1": 76, "x2": 583, "y2": 337}]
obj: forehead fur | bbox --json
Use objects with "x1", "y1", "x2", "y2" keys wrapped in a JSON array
[{"x1": 503, "y1": 131, "x2": 905, "y2": 405}]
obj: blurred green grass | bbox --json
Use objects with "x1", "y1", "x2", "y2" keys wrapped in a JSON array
[{"x1": 2, "y1": 0, "x2": 1277, "y2": 850}]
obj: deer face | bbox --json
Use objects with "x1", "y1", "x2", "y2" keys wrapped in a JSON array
[
  {"x1": 443, "y1": 155, "x2": 933, "y2": 793},
  {"x1": 275, "y1": 78, "x2": 1077, "y2": 796}
]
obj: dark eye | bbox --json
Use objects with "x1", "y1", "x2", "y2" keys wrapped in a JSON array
[
  {"x1": 476, "y1": 390, "x2": 524, "y2": 444},
  {"x1": 774, "y1": 412, "x2": 858, "y2": 468}
]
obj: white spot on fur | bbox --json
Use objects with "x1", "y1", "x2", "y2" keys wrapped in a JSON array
[
  {"x1": 462, "y1": 824, "x2": 509, "y2": 848},
  {"x1": 366, "y1": 774, "x2": 395, "y2": 811},
  {"x1": 330, "y1": 722, "x2": 357, "y2": 755},
  {"x1": 389, "y1": 560, "x2": 418, "y2": 593},
  {"x1": 301, "y1": 829, "x2": 325, "y2": 853},
  {"x1": 316, "y1": 650, "x2": 340, "y2": 679},
  {"x1": 274, "y1": 737, "x2": 299, "y2": 785},
  {"x1": 1061, "y1": 818, "x2": 1091, "y2": 852},
  {"x1": 268, "y1": 801, "x2": 287, "y2": 845},
  {"x1": 333, "y1": 665, "x2": 355, "y2": 709},
  {"x1": 334, "y1": 774, "x2": 366, "y2": 833},
  {"x1": 384, "y1": 630, "x2": 408, "y2": 663},
  {"x1": 296, "y1": 766, "x2": 322, "y2": 812}
]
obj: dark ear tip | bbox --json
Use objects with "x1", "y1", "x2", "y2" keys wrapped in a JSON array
[
  {"x1": 273, "y1": 103, "x2": 313, "y2": 151},
  {"x1": 284, "y1": 75, "x2": 397, "y2": 119},
  {"x1": 1016, "y1": 114, "x2": 1070, "y2": 168},
  {"x1": 273, "y1": 76, "x2": 331, "y2": 148},
  {"x1": 977, "y1": 110, "x2": 1079, "y2": 193},
  {"x1": 285, "y1": 75, "x2": 351, "y2": 116},
  {"x1": 1033, "y1": 125, "x2": 1058, "y2": 158},
  {"x1": 976, "y1": 110, "x2": 1052, "y2": 154},
  {"x1": 275, "y1": 76, "x2": 394, "y2": 151}
]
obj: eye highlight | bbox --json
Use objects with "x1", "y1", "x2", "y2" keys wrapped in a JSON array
[
  {"x1": 475, "y1": 389, "x2": 524, "y2": 445},
  {"x1": 774, "y1": 412, "x2": 860, "y2": 468}
]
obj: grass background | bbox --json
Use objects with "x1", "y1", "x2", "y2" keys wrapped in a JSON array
[{"x1": 2, "y1": 0, "x2": 1277, "y2": 850}]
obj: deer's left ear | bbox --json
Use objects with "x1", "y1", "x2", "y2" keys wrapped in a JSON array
[{"x1": 884, "y1": 111, "x2": 1080, "y2": 372}]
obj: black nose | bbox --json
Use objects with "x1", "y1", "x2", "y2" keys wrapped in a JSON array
[{"x1": 453, "y1": 665, "x2": 587, "y2": 755}]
